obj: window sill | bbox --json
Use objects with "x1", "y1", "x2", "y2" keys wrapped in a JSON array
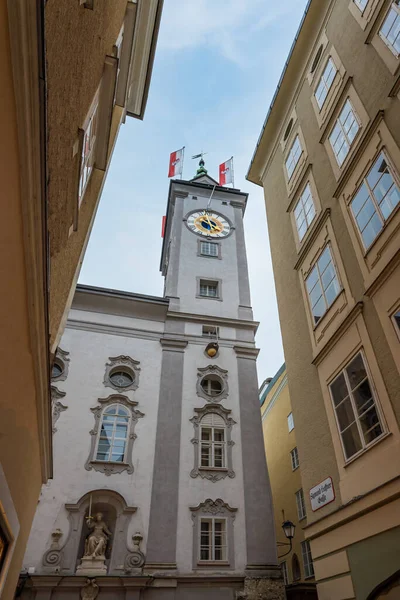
[
  {"x1": 304, "y1": 575, "x2": 315, "y2": 580},
  {"x1": 298, "y1": 516, "x2": 307, "y2": 522},
  {"x1": 197, "y1": 561, "x2": 230, "y2": 567},
  {"x1": 199, "y1": 467, "x2": 228, "y2": 472},
  {"x1": 343, "y1": 431, "x2": 391, "y2": 468},
  {"x1": 196, "y1": 295, "x2": 222, "y2": 302},
  {"x1": 292, "y1": 466, "x2": 300, "y2": 472},
  {"x1": 91, "y1": 460, "x2": 129, "y2": 466}
]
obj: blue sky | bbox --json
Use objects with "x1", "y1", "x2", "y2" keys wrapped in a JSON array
[{"x1": 79, "y1": 0, "x2": 309, "y2": 383}]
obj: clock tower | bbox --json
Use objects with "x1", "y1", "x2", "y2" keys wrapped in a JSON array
[{"x1": 20, "y1": 161, "x2": 283, "y2": 600}]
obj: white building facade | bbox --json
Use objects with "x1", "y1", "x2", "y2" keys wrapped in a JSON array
[{"x1": 21, "y1": 170, "x2": 283, "y2": 599}]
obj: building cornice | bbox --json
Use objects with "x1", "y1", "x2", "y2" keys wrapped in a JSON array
[
  {"x1": 7, "y1": 0, "x2": 52, "y2": 481},
  {"x1": 166, "y1": 310, "x2": 260, "y2": 332},
  {"x1": 261, "y1": 374, "x2": 288, "y2": 421},
  {"x1": 160, "y1": 337, "x2": 188, "y2": 351},
  {"x1": 233, "y1": 346, "x2": 259, "y2": 360}
]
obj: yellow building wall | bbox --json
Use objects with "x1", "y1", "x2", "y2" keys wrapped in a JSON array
[
  {"x1": 0, "y1": 2, "x2": 43, "y2": 597},
  {"x1": 261, "y1": 367, "x2": 314, "y2": 585}
]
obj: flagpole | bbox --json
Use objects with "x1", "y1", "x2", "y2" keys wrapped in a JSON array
[
  {"x1": 230, "y1": 156, "x2": 234, "y2": 188},
  {"x1": 206, "y1": 184, "x2": 217, "y2": 211},
  {"x1": 181, "y1": 146, "x2": 185, "y2": 180}
]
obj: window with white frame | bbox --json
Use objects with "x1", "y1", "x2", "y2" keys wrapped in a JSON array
[
  {"x1": 201, "y1": 375, "x2": 223, "y2": 397},
  {"x1": 350, "y1": 152, "x2": 400, "y2": 249},
  {"x1": 290, "y1": 447, "x2": 299, "y2": 470},
  {"x1": 301, "y1": 540, "x2": 315, "y2": 578},
  {"x1": 306, "y1": 245, "x2": 341, "y2": 325},
  {"x1": 200, "y1": 241, "x2": 219, "y2": 257},
  {"x1": 296, "y1": 488, "x2": 306, "y2": 520},
  {"x1": 379, "y1": 1, "x2": 400, "y2": 56},
  {"x1": 79, "y1": 100, "x2": 99, "y2": 205},
  {"x1": 199, "y1": 280, "x2": 219, "y2": 298},
  {"x1": 329, "y1": 99, "x2": 360, "y2": 166},
  {"x1": 329, "y1": 351, "x2": 384, "y2": 460},
  {"x1": 200, "y1": 518, "x2": 227, "y2": 561},
  {"x1": 315, "y1": 57, "x2": 337, "y2": 109},
  {"x1": 95, "y1": 404, "x2": 130, "y2": 462},
  {"x1": 354, "y1": 0, "x2": 369, "y2": 12},
  {"x1": 288, "y1": 412, "x2": 294, "y2": 432},
  {"x1": 200, "y1": 413, "x2": 226, "y2": 468},
  {"x1": 294, "y1": 183, "x2": 316, "y2": 241},
  {"x1": 281, "y1": 561, "x2": 289, "y2": 585},
  {"x1": 202, "y1": 325, "x2": 219, "y2": 339},
  {"x1": 285, "y1": 135, "x2": 303, "y2": 179}
]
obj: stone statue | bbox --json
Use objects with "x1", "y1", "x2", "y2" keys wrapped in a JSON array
[{"x1": 84, "y1": 513, "x2": 111, "y2": 558}]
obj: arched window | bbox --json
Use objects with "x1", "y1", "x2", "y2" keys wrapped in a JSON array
[
  {"x1": 292, "y1": 553, "x2": 301, "y2": 581},
  {"x1": 95, "y1": 404, "x2": 130, "y2": 463},
  {"x1": 200, "y1": 413, "x2": 226, "y2": 468}
]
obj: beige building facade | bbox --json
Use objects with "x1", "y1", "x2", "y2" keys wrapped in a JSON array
[
  {"x1": 0, "y1": 1, "x2": 162, "y2": 597},
  {"x1": 260, "y1": 365, "x2": 317, "y2": 600},
  {"x1": 248, "y1": 0, "x2": 400, "y2": 598}
]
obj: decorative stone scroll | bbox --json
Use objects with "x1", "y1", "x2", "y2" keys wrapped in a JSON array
[
  {"x1": 124, "y1": 532, "x2": 145, "y2": 573},
  {"x1": 51, "y1": 386, "x2": 67, "y2": 433},
  {"x1": 42, "y1": 529, "x2": 63, "y2": 570}
]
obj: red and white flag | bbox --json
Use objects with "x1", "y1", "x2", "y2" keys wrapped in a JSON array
[
  {"x1": 219, "y1": 157, "x2": 234, "y2": 186},
  {"x1": 168, "y1": 147, "x2": 184, "y2": 178}
]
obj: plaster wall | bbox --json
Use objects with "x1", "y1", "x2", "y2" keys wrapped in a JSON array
[
  {"x1": 259, "y1": 0, "x2": 400, "y2": 527},
  {"x1": 0, "y1": 2, "x2": 44, "y2": 596},
  {"x1": 45, "y1": 0, "x2": 127, "y2": 352},
  {"x1": 166, "y1": 192, "x2": 246, "y2": 320},
  {"x1": 176, "y1": 341, "x2": 247, "y2": 574},
  {"x1": 261, "y1": 370, "x2": 311, "y2": 584},
  {"x1": 23, "y1": 318, "x2": 164, "y2": 571}
]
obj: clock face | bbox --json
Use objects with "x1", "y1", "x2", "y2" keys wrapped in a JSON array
[{"x1": 186, "y1": 210, "x2": 231, "y2": 238}]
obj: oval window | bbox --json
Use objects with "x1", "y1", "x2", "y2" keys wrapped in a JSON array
[
  {"x1": 283, "y1": 118, "x2": 293, "y2": 141},
  {"x1": 51, "y1": 361, "x2": 64, "y2": 379},
  {"x1": 201, "y1": 375, "x2": 223, "y2": 397},
  {"x1": 109, "y1": 369, "x2": 134, "y2": 388}
]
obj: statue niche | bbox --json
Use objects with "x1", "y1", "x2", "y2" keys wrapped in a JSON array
[{"x1": 76, "y1": 505, "x2": 115, "y2": 576}]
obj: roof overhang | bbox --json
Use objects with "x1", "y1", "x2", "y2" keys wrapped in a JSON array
[
  {"x1": 126, "y1": 0, "x2": 164, "y2": 120},
  {"x1": 247, "y1": 0, "x2": 331, "y2": 186}
]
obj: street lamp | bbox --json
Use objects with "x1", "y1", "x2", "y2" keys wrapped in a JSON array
[{"x1": 277, "y1": 520, "x2": 296, "y2": 558}]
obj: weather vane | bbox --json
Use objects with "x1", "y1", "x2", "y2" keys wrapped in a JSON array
[{"x1": 191, "y1": 151, "x2": 207, "y2": 160}]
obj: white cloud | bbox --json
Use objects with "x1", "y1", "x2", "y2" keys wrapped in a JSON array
[{"x1": 159, "y1": 0, "x2": 305, "y2": 65}]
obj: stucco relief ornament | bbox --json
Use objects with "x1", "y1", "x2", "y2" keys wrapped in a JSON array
[
  {"x1": 51, "y1": 386, "x2": 67, "y2": 433},
  {"x1": 81, "y1": 579, "x2": 99, "y2": 600},
  {"x1": 42, "y1": 529, "x2": 63, "y2": 569},
  {"x1": 196, "y1": 364, "x2": 229, "y2": 402},
  {"x1": 124, "y1": 532, "x2": 145, "y2": 572}
]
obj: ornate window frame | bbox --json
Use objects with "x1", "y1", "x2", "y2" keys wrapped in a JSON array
[
  {"x1": 196, "y1": 365, "x2": 229, "y2": 402},
  {"x1": 51, "y1": 386, "x2": 67, "y2": 433},
  {"x1": 85, "y1": 395, "x2": 144, "y2": 476},
  {"x1": 190, "y1": 404, "x2": 236, "y2": 482},
  {"x1": 103, "y1": 355, "x2": 140, "y2": 393},
  {"x1": 51, "y1": 347, "x2": 70, "y2": 383},
  {"x1": 189, "y1": 499, "x2": 237, "y2": 568}
]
